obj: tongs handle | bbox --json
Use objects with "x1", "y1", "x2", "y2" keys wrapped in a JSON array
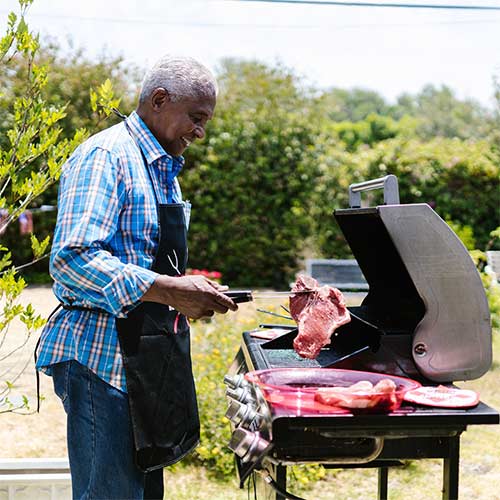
[{"x1": 225, "y1": 290, "x2": 253, "y2": 304}]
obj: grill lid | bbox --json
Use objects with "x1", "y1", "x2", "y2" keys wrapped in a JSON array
[{"x1": 334, "y1": 176, "x2": 492, "y2": 382}]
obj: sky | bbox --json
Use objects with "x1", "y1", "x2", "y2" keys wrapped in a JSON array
[{"x1": 2, "y1": 0, "x2": 500, "y2": 107}]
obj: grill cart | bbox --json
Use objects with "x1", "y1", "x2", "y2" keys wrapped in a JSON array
[{"x1": 224, "y1": 176, "x2": 499, "y2": 500}]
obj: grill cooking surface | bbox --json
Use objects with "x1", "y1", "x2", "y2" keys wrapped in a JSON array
[{"x1": 241, "y1": 331, "x2": 498, "y2": 426}]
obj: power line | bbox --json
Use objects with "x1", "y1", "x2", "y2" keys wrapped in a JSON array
[
  {"x1": 232, "y1": 0, "x2": 500, "y2": 10},
  {"x1": 2, "y1": 10, "x2": 498, "y2": 30}
]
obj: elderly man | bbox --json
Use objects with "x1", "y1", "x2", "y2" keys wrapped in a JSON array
[{"x1": 36, "y1": 55, "x2": 237, "y2": 499}]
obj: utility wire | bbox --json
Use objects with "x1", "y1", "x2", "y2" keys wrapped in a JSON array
[
  {"x1": 2, "y1": 11, "x2": 499, "y2": 30},
  {"x1": 232, "y1": 0, "x2": 500, "y2": 10}
]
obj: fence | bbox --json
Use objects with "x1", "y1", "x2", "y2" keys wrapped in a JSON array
[{"x1": 0, "y1": 458, "x2": 70, "y2": 500}]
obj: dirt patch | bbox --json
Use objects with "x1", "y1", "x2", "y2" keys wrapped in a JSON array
[{"x1": 0, "y1": 285, "x2": 67, "y2": 458}]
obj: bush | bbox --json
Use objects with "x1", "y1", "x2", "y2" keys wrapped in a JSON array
[
  {"x1": 183, "y1": 61, "x2": 320, "y2": 288},
  {"x1": 351, "y1": 138, "x2": 498, "y2": 250},
  {"x1": 311, "y1": 136, "x2": 499, "y2": 269}
]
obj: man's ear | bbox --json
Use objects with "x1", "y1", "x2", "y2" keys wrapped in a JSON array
[{"x1": 150, "y1": 88, "x2": 171, "y2": 111}]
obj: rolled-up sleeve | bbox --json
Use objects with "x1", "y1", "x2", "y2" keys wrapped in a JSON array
[{"x1": 50, "y1": 146, "x2": 158, "y2": 317}]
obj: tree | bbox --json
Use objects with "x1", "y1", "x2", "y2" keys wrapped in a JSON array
[
  {"x1": 394, "y1": 84, "x2": 490, "y2": 140},
  {"x1": 0, "y1": 0, "x2": 119, "y2": 412},
  {"x1": 0, "y1": 38, "x2": 139, "y2": 278},
  {"x1": 488, "y1": 75, "x2": 500, "y2": 151},
  {"x1": 315, "y1": 87, "x2": 392, "y2": 122}
]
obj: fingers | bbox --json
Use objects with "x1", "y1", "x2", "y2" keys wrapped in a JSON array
[
  {"x1": 214, "y1": 292, "x2": 238, "y2": 312},
  {"x1": 189, "y1": 294, "x2": 235, "y2": 319},
  {"x1": 160, "y1": 274, "x2": 239, "y2": 317},
  {"x1": 206, "y1": 279, "x2": 229, "y2": 292},
  {"x1": 198, "y1": 278, "x2": 238, "y2": 312}
]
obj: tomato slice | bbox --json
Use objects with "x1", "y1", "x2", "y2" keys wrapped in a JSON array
[{"x1": 403, "y1": 385, "x2": 479, "y2": 408}]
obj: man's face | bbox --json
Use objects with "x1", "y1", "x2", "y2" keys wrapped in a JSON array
[{"x1": 148, "y1": 90, "x2": 216, "y2": 157}]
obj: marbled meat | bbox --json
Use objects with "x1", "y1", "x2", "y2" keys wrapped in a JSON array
[
  {"x1": 290, "y1": 275, "x2": 351, "y2": 359},
  {"x1": 315, "y1": 379, "x2": 398, "y2": 410}
]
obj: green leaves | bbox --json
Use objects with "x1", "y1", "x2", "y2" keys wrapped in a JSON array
[
  {"x1": 20, "y1": 302, "x2": 46, "y2": 331},
  {"x1": 0, "y1": 247, "x2": 13, "y2": 273},
  {"x1": 30, "y1": 234, "x2": 50, "y2": 259},
  {"x1": 90, "y1": 78, "x2": 121, "y2": 120},
  {"x1": 0, "y1": 0, "x2": 124, "y2": 413}
]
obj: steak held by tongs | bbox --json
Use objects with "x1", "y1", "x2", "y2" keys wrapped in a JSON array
[{"x1": 290, "y1": 275, "x2": 351, "y2": 359}]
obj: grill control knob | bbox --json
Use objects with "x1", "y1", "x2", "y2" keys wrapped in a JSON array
[
  {"x1": 225, "y1": 400, "x2": 263, "y2": 430},
  {"x1": 225, "y1": 400, "x2": 248, "y2": 425},
  {"x1": 226, "y1": 386, "x2": 255, "y2": 405},
  {"x1": 223, "y1": 374, "x2": 248, "y2": 390},
  {"x1": 244, "y1": 412, "x2": 263, "y2": 432},
  {"x1": 228, "y1": 428, "x2": 270, "y2": 463}
]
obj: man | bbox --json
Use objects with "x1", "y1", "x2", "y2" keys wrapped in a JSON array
[{"x1": 36, "y1": 55, "x2": 238, "y2": 500}]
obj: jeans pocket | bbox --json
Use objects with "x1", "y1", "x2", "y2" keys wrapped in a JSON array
[{"x1": 52, "y1": 361, "x2": 70, "y2": 406}]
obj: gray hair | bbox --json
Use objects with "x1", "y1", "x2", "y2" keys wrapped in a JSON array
[{"x1": 139, "y1": 55, "x2": 218, "y2": 104}]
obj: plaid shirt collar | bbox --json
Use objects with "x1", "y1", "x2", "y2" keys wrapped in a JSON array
[{"x1": 125, "y1": 110, "x2": 185, "y2": 180}]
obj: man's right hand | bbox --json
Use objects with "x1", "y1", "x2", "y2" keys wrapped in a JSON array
[{"x1": 140, "y1": 274, "x2": 238, "y2": 319}]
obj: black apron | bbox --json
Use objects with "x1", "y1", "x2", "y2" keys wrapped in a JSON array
[
  {"x1": 115, "y1": 124, "x2": 199, "y2": 473},
  {"x1": 115, "y1": 202, "x2": 200, "y2": 473}
]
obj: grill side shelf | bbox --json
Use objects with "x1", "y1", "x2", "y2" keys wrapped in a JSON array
[
  {"x1": 270, "y1": 401, "x2": 499, "y2": 434},
  {"x1": 241, "y1": 331, "x2": 272, "y2": 371}
]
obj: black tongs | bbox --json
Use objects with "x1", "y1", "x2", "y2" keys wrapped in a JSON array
[{"x1": 225, "y1": 290, "x2": 314, "y2": 304}]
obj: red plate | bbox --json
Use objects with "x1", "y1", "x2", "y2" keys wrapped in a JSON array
[
  {"x1": 403, "y1": 385, "x2": 479, "y2": 408},
  {"x1": 245, "y1": 368, "x2": 421, "y2": 415}
]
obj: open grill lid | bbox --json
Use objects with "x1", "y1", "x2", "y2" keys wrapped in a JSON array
[{"x1": 334, "y1": 175, "x2": 492, "y2": 382}]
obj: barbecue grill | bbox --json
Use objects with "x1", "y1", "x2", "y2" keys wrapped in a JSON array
[{"x1": 224, "y1": 175, "x2": 499, "y2": 500}]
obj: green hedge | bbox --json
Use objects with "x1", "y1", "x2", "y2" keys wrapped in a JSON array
[
  {"x1": 364, "y1": 138, "x2": 500, "y2": 249},
  {"x1": 182, "y1": 61, "x2": 320, "y2": 288},
  {"x1": 313, "y1": 137, "x2": 500, "y2": 259}
]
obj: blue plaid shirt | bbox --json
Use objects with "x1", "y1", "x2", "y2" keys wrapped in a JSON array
[{"x1": 36, "y1": 111, "x2": 191, "y2": 392}]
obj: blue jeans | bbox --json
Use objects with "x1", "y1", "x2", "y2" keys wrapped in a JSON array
[{"x1": 51, "y1": 360, "x2": 163, "y2": 500}]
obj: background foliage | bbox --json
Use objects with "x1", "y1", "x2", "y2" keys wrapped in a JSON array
[
  {"x1": 2, "y1": 39, "x2": 498, "y2": 287},
  {"x1": 183, "y1": 60, "x2": 320, "y2": 287}
]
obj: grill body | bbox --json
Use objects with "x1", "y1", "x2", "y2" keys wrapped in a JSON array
[
  {"x1": 224, "y1": 176, "x2": 499, "y2": 499},
  {"x1": 226, "y1": 337, "x2": 498, "y2": 499}
]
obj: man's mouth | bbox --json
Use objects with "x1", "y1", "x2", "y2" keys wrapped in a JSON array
[{"x1": 180, "y1": 137, "x2": 192, "y2": 147}]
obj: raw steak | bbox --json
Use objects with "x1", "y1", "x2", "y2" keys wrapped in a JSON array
[
  {"x1": 403, "y1": 385, "x2": 479, "y2": 408},
  {"x1": 315, "y1": 379, "x2": 397, "y2": 410},
  {"x1": 290, "y1": 275, "x2": 351, "y2": 359}
]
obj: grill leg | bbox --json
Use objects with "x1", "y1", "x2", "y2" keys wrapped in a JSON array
[
  {"x1": 442, "y1": 436, "x2": 460, "y2": 500},
  {"x1": 275, "y1": 465, "x2": 287, "y2": 500},
  {"x1": 378, "y1": 467, "x2": 388, "y2": 500}
]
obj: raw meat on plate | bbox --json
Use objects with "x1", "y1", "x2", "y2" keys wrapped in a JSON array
[
  {"x1": 315, "y1": 379, "x2": 398, "y2": 410},
  {"x1": 403, "y1": 385, "x2": 479, "y2": 408}
]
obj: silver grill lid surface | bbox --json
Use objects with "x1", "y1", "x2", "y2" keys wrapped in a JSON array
[
  {"x1": 334, "y1": 202, "x2": 491, "y2": 382},
  {"x1": 379, "y1": 204, "x2": 491, "y2": 381}
]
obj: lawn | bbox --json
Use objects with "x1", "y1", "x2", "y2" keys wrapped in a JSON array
[{"x1": 1, "y1": 286, "x2": 499, "y2": 499}]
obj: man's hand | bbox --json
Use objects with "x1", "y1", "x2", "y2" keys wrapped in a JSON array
[{"x1": 140, "y1": 274, "x2": 238, "y2": 319}]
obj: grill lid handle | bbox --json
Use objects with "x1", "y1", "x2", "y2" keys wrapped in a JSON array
[{"x1": 349, "y1": 174, "x2": 400, "y2": 208}]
